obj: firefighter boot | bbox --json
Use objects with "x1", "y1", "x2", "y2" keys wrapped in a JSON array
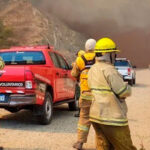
[
  {"x1": 74, "y1": 109, "x2": 80, "y2": 117},
  {"x1": 74, "y1": 112, "x2": 80, "y2": 117},
  {"x1": 73, "y1": 141, "x2": 83, "y2": 150},
  {"x1": 74, "y1": 113, "x2": 80, "y2": 117}
]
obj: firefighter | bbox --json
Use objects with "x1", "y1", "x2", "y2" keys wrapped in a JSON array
[
  {"x1": 73, "y1": 50, "x2": 85, "y2": 118},
  {"x1": 88, "y1": 37, "x2": 137, "y2": 150},
  {"x1": 71, "y1": 39, "x2": 96, "y2": 150}
]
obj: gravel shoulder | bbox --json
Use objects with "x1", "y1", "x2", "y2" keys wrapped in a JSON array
[{"x1": 0, "y1": 69, "x2": 150, "y2": 150}]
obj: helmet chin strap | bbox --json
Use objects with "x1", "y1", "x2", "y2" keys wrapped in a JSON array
[
  {"x1": 109, "y1": 52, "x2": 117, "y2": 64},
  {"x1": 115, "y1": 53, "x2": 117, "y2": 59},
  {"x1": 110, "y1": 53, "x2": 113, "y2": 64}
]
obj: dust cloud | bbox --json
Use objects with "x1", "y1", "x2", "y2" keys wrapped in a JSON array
[{"x1": 31, "y1": 0, "x2": 150, "y2": 67}]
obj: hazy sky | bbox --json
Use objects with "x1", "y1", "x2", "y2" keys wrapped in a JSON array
[{"x1": 32, "y1": 0, "x2": 150, "y2": 34}]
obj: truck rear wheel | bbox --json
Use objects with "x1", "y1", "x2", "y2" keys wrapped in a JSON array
[
  {"x1": 37, "y1": 92, "x2": 53, "y2": 125},
  {"x1": 128, "y1": 79, "x2": 133, "y2": 86},
  {"x1": 68, "y1": 85, "x2": 79, "y2": 111},
  {"x1": 5, "y1": 108, "x2": 20, "y2": 113},
  {"x1": 133, "y1": 78, "x2": 136, "y2": 85}
]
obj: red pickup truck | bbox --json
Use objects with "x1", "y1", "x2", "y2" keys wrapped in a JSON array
[{"x1": 0, "y1": 45, "x2": 78, "y2": 124}]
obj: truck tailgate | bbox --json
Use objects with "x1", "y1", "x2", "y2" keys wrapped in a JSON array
[
  {"x1": 116, "y1": 67, "x2": 128, "y2": 76},
  {"x1": 0, "y1": 66, "x2": 25, "y2": 89}
]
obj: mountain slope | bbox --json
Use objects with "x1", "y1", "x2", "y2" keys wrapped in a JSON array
[{"x1": 0, "y1": 0, "x2": 86, "y2": 61}]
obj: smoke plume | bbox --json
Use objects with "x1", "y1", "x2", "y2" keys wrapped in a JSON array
[{"x1": 31, "y1": 0, "x2": 150, "y2": 67}]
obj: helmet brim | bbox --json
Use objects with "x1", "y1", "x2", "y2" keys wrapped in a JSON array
[{"x1": 94, "y1": 49, "x2": 120, "y2": 53}]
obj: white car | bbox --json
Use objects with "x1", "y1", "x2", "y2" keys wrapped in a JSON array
[{"x1": 114, "y1": 58, "x2": 136, "y2": 86}]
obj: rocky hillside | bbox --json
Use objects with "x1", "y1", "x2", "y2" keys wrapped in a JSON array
[{"x1": 0, "y1": 0, "x2": 87, "y2": 61}]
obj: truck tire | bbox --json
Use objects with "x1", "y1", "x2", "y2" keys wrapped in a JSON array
[
  {"x1": 37, "y1": 92, "x2": 53, "y2": 125},
  {"x1": 68, "y1": 85, "x2": 79, "y2": 111},
  {"x1": 128, "y1": 79, "x2": 133, "y2": 86},
  {"x1": 133, "y1": 78, "x2": 136, "y2": 85},
  {"x1": 5, "y1": 108, "x2": 20, "y2": 113}
]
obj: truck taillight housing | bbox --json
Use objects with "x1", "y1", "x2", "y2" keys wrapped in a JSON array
[
  {"x1": 25, "y1": 70, "x2": 34, "y2": 89},
  {"x1": 128, "y1": 68, "x2": 131, "y2": 75}
]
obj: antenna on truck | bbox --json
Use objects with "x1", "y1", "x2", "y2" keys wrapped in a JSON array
[{"x1": 48, "y1": 43, "x2": 50, "y2": 49}]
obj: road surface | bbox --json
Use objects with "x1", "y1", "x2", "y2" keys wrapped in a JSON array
[{"x1": 0, "y1": 69, "x2": 150, "y2": 150}]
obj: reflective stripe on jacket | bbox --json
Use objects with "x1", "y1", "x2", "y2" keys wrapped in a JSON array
[
  {"x1": 78, "y1": 123, "x2": 89, "y2": 132},
  {"x1": 88, "y1": 61, "x2": 131, "y2": 126}
]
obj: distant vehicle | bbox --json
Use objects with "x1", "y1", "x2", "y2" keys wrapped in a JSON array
[
  {"x1": 114, "y1": 58, "x2": 136, "y2": 86},
  {"x1": 0, "y1": 45, "x2": 78, "y2": 125}
]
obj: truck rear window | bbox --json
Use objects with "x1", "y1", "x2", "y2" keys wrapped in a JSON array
[
  {"x1": 114, "y1": 61, "x2": 131, "y2": 67},
  {"x1": 0, "y1": 51, "x2": 46, "y2": 65}
]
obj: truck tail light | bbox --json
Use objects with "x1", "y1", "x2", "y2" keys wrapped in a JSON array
[
  {"x1": 128, "y1": 68, "x2": 131, "y2": 75},
  {"x1": 25, "y1": 70, "x2": 34, "y2": 89}
]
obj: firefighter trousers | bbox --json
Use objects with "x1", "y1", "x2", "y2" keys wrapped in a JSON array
[
  {"x1": 77, "y1": 98, "x2": 112, "y2": 149},
  {"x1": 77, "y1": 98, "x2": 91, "y2": 143},
  {"x1": 77, "y1": 99, "x2": 110, "y2": 150},
  {"x1": 92, "y1": 122, "x2": 137, "y2": 150}
]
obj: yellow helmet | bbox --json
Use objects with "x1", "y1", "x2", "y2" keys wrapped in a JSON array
[
  {"x1": 76, "y1": 50, "x2": 85, "y2": 57},
  {"x1": 95, "y1": 37, "x2": 120, "y2": 53}
]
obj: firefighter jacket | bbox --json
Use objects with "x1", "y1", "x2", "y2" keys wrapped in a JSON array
[
  {"x1": 88, "y1": 60, "x2": 131, "y2": 126},
  {"x1": 0, "y1": 57, "x2": 5, "y2": 70},
  {"x1": 71, "y1": 51, "x2": 95, "y2": 100}
]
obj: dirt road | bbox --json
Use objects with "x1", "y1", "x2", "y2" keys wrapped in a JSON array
[{"x1": 0, "y1": 69, "x2": 150, "y2": 150}]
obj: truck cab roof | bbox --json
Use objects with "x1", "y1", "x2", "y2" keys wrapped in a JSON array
[{"x1": 0, "y1": 45, "x2": 54, "y2": 52}]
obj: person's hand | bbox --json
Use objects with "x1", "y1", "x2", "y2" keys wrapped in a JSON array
[{"x1": 72, "y1": 62, "x2": 75, "y2": 67}]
